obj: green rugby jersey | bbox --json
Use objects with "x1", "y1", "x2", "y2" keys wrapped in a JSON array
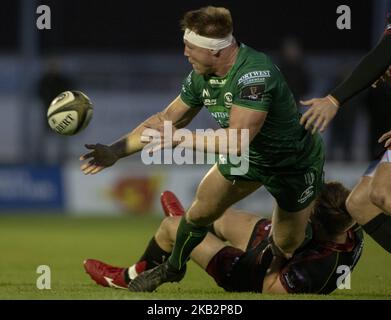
[{"x1": 180, "y1": 43, "x2": 322, "y2": 172}]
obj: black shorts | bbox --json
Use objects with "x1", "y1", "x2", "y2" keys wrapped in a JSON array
[{"x1": 205, "y1": 219, "x2": 272, "y2": 292}]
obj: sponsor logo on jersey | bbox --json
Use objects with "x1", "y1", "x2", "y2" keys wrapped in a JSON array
[
  {"x1": 209, "y1": 79, "x2": 227, "y2": 87},
  {"x1": 298, "y1": 185, "x2": 315, "y2": 204},
  {"x1": 238, "y1": 70, "x2": 270, "y2": 85},
  {"x1": 211, "y1": 111, "x2": 229, "y2": 127},
  {"x1": 204, "y1": 98, "x2": 217, "y2": 106},
  {"x1": 224, "y1": 92, "x2": 233, "y2": 108},
  {"x1": 282, "y1": 272, "x2": 296, "y2": 289},
  {"x1": 239, "y1": 84, "x2": 265, "y2": 101},
  {"x1": 211, "y1": 111, "x2": 229, "y2": 119},
  {"x1": 202, "y1": 88, "x2": 210, "y2": 98}
]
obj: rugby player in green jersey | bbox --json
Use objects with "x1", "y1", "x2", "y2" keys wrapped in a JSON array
[{"x1": 80, "y1": 6, "x2": 325, "y2": 292}]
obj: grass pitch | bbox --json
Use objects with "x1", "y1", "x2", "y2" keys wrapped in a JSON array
[{"x1": 0, "y1": 214, "x2": 390, "y2": 300}]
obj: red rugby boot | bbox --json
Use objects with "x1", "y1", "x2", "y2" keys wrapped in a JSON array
[
  {"x1": 160, "y1": 191, "x2": 185, "y2": 217},
  {"x1": 83, "y1": 259, "x2": 128, "y2": 289}
]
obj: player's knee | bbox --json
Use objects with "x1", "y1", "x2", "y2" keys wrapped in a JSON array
[
  {"x1": 187, "y1": 212, "x2": 215, "y2": 226},
  {"x1": 159, "y1": 216, "x2": 181, "y2": 240},
  {"x1": 369, "y1": 186, "x2": 389, "y2": 211},
  {"x1": 187, "y1": 200, "x2": 223, "y2": 226}
]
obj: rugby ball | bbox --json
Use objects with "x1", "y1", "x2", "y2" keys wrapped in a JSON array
[{"x1": 47, "y1": 90, "x2": 93, "y2": 135}]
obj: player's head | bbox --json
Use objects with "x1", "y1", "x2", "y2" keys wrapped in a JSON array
[
  {"x1": 181, "y1": 6, "x2": 234, "y2": 74},
  {"x1": 312, "y1": 182, "x2": 354, "y2": 236}
]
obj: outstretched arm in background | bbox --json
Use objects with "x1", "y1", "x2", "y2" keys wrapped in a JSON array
[{"x1": 300, "y1": 35, "x2": 391, "y2": 134}]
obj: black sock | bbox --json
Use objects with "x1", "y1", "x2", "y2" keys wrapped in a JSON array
[
  {"x1": 362, "y1": 213, "x2": 391, "y2": 254},
  {"x1": 123, "y1": 270, "x2": 131, "y2": 284},
  {"x1": 123, "y1": 238, "x2": 169, "y2": 284},
  {"x1": 137, "y1": 237, "x2": 171, "y2": 270}
]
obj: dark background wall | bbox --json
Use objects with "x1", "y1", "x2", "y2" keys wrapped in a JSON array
[
  {"x1": 0, "y1": 0, "x2": 388, "y2": 166},
  {"x1": 14, "y1": 0, "x2": 373, "y2": 53}
]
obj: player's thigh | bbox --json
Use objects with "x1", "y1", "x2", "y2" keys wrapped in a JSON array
[
  {"x1": 213, "y1": 208, "x2": 263, "y2": 251},
  {"x1": 264, "y1": 170, "x2": 321, "y2": 252},
  {"x1": 346, "y1": 176, "x2": 382, "y2": 225},
  {"x1": 187, "y1": 164, "x2": 262, "y2": 224},
  {"x1": 190, "y1": 233, "x2": 227, "y2": 270}
]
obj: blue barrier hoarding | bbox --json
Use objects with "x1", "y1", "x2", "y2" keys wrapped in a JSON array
[{"x1": 0, "y1": 166, "x2": 64, "y2": 210}]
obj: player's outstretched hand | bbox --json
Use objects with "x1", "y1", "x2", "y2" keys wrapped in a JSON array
[
  {"x1": 378, "y1": 129, "x2": 391, "y2": 149},
  {"x1": 80, "y1": 143, "x2": 119, "y2": 175},
  {"x1": 300, "y1": 95, "x2": 339, "y2": 134}
]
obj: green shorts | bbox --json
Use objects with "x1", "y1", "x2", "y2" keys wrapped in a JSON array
[{"x1": 218, "y1": 139, "x2": 325, "y2": 213}]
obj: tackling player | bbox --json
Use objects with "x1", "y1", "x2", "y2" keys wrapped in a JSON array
[
  {"x1": 80, "y1": 6, "x2": 325, "y2": 292},
  {"x1": 300, "y1": 12, "x2": 391, "y2": 254},
  {"x1": 84, "y1": 183, "x2": 363, "y2": 294}
]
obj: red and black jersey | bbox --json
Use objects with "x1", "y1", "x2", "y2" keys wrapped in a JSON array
[
  {"x1": 206, "y1": 219, "x2": 363, "y2": 294},
  {"x1": 205, "y1": 219, "x2": 272, "y2": 293},
  {"x1": 279, "y1": 226, "x2": 364, "y2": 294}
]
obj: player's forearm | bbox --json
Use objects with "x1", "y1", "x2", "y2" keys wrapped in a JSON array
[
  {"x1": 109, "y1": 113, "x2": 163, "y2": 158},
  {"x1": 178, "y1": 129, "x2": 247, "y2": 156},
  {"x1": 330, "y1": 36, "x2": 391, "y2": 105},
  {"x1": 109, "y1": 133, "x2": 144, "y2": 159}
]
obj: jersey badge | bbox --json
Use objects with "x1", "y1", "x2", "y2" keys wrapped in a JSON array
[
  {"x1": 239, "y1": 84, "x2": 265, "y2": 101},
  {"x1": 224, "y1": 92, "x2": 233, "y2": 108}
]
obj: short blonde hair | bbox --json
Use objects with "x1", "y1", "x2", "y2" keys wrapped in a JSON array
[{"x1": 180, "y1": 6, "x2": 233, "y2": 38}]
